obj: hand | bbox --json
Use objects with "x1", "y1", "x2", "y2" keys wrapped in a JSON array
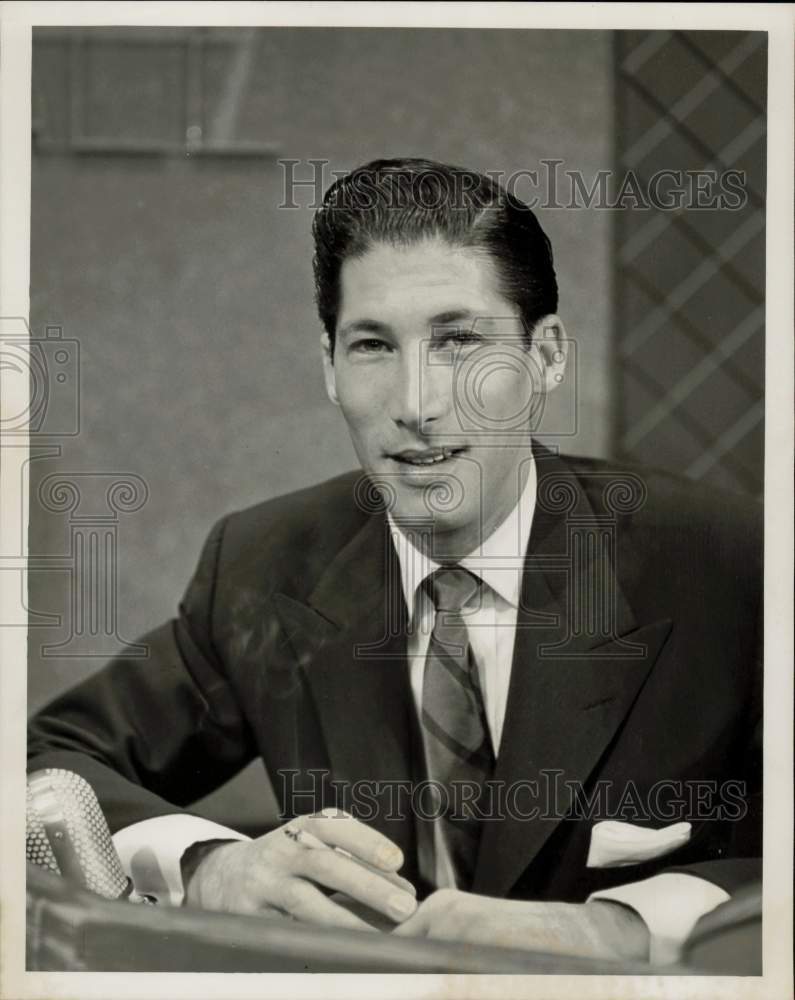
[
  {"x1": 394, "y1": 889, "x2": 650, "y2": 962},
  {"x1": 183, "y1": 809, "x2": 417, "y2": 931}
]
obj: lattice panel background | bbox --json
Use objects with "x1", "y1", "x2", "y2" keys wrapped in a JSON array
[{"x1": 614, "y1": 31, "x2": 766, "y2": 497}]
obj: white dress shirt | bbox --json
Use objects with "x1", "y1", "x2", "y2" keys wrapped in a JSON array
[{"x1": 113, "y1": 455, "x2": 728, "y2": 962}]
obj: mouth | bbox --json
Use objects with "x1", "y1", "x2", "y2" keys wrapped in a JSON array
[{"x1": 388, "y1": 446, "x2": 467, "y2": 467}]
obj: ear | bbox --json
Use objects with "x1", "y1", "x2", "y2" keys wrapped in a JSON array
[
  {"x1": 321, "y1": 333, "x2": 340, "y2": 406},
  {"x1": 529, "y1": 314, "x2": 569, "y2": 394}
]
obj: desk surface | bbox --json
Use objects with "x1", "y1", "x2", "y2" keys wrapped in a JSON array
[
  {"x1": 27, "y1": 864, "x2": 672, "y2": 975},
  {"x1": 32, "y1": 864, "x2": 766, "y2": 975}
]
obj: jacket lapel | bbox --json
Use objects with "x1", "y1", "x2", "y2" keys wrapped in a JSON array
[
  {"x1": 272, "y1": 510, "x2": 419, "y2": 878},
  {"x1": 472, "y1": 447, "x2": 673, "y2": 897},
  {"x1": 269, "y1": 452, "x2": 673, "y2": 899}
]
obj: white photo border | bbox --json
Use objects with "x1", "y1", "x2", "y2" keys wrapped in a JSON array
[{"x1": 1, "y1": 4, "x2": 792, "y2": 999}]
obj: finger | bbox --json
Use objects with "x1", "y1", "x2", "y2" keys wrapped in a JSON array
[
  {"x1": 304, "y1": 813, "x2": 404, "y2": 871},
  {"x1": 295, "y1": 848, "x2": 417, "y2": 923},
  {"x1": 279, "y1": 820, "x2": 411, "y2": 890},
  {"x1": 258, "y1": 902, "x2": 292, "y2": 920},
  {"x1": 329, "y1": 893, "x2": 402, "y2": 931},
  {"x1": 272, "y1": 877, "x2": 377, "y2": 932},
  {"x1": 333, "y1": 851, "x2": 416, "y2": 895}
]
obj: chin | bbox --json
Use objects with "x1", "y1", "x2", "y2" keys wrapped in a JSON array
[{"x1": 395, "y1": 494, "x2": 473, "y2": 537}]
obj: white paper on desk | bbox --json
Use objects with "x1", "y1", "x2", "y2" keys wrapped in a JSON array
[{"x1": 586, "y1": 820, "x2": 692, "y2": 868}]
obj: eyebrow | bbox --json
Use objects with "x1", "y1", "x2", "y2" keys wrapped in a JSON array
[
  {"x1": 337, "y1": 309, "x2": 476, "y2": 341},
  {"x1": 429, "y1": 309, "x2": 475, "y2": 330},
  {"x1": 337, "y1": 318, "x2": 390, "y2": 340}
]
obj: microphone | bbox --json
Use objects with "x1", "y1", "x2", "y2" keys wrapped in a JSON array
[{"x1": 26, "y1": 768, "x2": 153, "y2": 903}]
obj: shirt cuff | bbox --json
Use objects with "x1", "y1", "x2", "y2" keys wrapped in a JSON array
[
  {"x1": 112, "y1": 814, "x2": 251, "y2": 906},
  {"x1": 588, "y1": 872, "x2": 730, "y2": 965}
]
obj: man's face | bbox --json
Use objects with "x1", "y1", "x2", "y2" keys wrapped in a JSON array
[{"x1": 323, "y1": 237, "x2": 566, "y2": 554}]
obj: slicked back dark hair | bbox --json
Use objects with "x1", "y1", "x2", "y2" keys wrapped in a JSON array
[{"x1": 312, "y1": 157, "x2": 558, "y2": 354}]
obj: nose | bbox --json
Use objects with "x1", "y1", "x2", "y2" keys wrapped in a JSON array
[{"x1": 389, "y1": 341, "x2": 449, "y2": 434}]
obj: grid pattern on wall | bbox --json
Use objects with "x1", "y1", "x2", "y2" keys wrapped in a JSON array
[{"x1": 614, "y1": 30, "x2": 766, "y2": 498}]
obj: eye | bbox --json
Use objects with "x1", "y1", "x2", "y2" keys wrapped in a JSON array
[
  {"x1": 350, "y1": 338, "x2": 391, "y2": 354},
  {"x1": 433, "y1": 329, "x2": 484, "y2": 349}
]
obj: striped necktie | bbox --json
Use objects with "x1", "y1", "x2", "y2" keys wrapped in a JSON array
[{"x1": 420, "y1": 566, "x2": 496, "y2": 890}]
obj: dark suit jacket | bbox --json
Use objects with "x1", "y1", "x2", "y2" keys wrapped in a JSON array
[{"x1": 28, "y1": 444, "x2": 762, "y2": 902}]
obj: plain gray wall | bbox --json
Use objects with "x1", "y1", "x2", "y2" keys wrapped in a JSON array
[{"x1": 28, "y1": 28, "x2": 615, "y2": 828}]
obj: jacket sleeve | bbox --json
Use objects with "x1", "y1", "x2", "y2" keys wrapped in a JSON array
[
  {"x1": 589, "y1": 568, "x2": 763, "y2": 963},
  {"x1": 665, "y1": 587, "x2": 763, "y2": 896},
  {"x1": 27, "y1": 515, "x2": 257, "y2": 833},
  {"x1": 652, "y1": 568, "x2": 764, "y2": 896}
]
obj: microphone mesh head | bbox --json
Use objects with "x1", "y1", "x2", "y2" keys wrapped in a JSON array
[
  {"x1": 26, "y1": 768, "x2": 129, "y2": 899},
  {"x1": 25, "y1": 784, "x2": 61, "y2": 874}
]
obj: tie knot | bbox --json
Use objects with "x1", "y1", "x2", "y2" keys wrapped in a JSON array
[{"x1": 425, "y1": 566, "x2": 480, "y2": 612}]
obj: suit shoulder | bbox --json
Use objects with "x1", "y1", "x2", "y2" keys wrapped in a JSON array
[
  {"x1": 561, "y1": 453, "x2": 762, "y2": 543},
  {"x1": 232, "y1": 470, "x2": 362, "y2": 521},
  {"x1": 567, "y1": 453, "x2": 760, "y2": 512},
  {"x1": 198, "y1": 471, "x2": 369, "y2": 596}
]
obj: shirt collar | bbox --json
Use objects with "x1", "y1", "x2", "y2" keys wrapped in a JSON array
[{"x1": 388, "y1": 456, "x2": 537, "y2": 621}]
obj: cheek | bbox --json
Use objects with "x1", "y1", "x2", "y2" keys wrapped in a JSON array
[
  {"x1": 475, "y1": 366, "x2": 536, "y2": 421},
  {"x1": 334, "y1": 372, "x2": 388, "y2": 435},
  {"x1": 455, "y1": 344, "x2": 539, "y2": 422}
]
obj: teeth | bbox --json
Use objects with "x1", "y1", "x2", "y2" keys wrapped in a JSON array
[{"x1": 399, "y1": 449, "x2": 457, "y2": 466}]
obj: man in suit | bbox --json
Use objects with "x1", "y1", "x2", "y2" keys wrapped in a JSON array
[{"x1": 28, "y1": 158, "x2": 762, "y2": 965}]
